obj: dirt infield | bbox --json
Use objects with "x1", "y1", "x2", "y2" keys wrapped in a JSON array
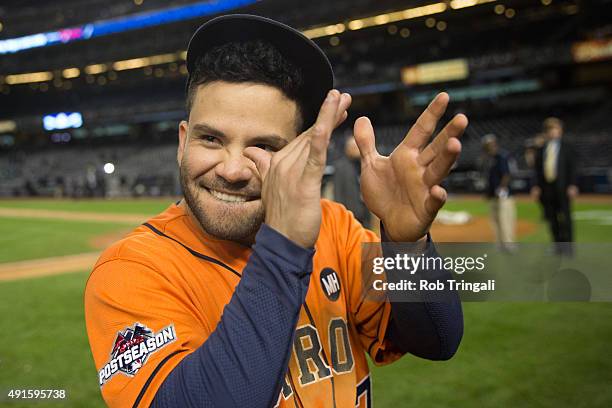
[
  {"x1": 0, "y1": 207, "x2": 143, "y2": 281},
  {"x1": 0, "y1": 252, "x2": 101, "y2": 281},
  {"x1": 430, "y1": 216, "x2": 537, "y2": 242},
  {"x1": 0, "y1": 228, "x2": 131, "y2": 282},
  {"x1": 0, "y1": 207, "x2": 148, "y2": 224}
]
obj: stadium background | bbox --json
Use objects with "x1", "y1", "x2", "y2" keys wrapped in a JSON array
[{"x1": 1, "y1": 0, "x2": 611, "y2": 406}]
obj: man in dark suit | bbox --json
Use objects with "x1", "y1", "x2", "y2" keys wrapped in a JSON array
[{"x1": 531, "y1": 117, "x2": 578, "y2": 255}]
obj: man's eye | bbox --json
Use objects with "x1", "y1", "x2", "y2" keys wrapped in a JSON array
[
  {"x1": 201, "y1": 135, "x2": 220, "y2": 145},
  {"x1": 254, "y1": 143, "x2": 276, "y2": 152}
]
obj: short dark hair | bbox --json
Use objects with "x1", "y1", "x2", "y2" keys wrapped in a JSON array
[{"x1": 186, "y1": 40, "x2": 305, "y2": 131}]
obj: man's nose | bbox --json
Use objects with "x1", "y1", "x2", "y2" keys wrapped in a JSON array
[{"x1": 215, "y1": 150, "x2": 253, "y2": 184}]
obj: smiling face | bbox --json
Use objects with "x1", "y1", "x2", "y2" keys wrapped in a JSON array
[{"x1": 178, "y1": 80, "x2": 301, "y2": 243}]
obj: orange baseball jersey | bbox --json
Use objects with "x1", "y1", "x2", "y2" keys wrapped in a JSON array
[{"x1": 85, "y1": 198, "x2": 403, "y2": 407}]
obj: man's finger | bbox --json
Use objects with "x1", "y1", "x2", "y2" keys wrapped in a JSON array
[
  {"x1": 302, "y1": 90, "x2": 342, "y2": 181},
  {"x1": 275, "y1": 130, "x2": 308, "y2": 163},
  {"x1": 402, "y1": 92, "x2": 449, "y2": 149},
  {"x1": 335, "y1": 93, "x2": 352, "y2": 127},
  {"x1": 353, "y1": 116, "x2": 379, "y2": 163},
  {"x1": 418, "y1": 113, "x2": 468, "y2": 166},
  {"x1": 243, "y1": 147, "x2": 272, "y2": 181},
  {"x1": 422, "y1": 137, "x2": 462, "y2": 187},
  {"x1": 336, "y1": 111, "x2": 348, "y2": 128},
  {"x1": 275, "y1": 133, "x2": 311, "y2": 174},
  {"x1": 424, "y1": 185, "x2": 448, "y2": 216}
]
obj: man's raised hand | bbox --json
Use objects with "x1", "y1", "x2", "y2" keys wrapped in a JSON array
[
  {"x1": 353, "y1": 92, "x2": 467, "y2": 242},
  {"x1": 244, "y1": 90, "x2": 352, "y2": 248}
]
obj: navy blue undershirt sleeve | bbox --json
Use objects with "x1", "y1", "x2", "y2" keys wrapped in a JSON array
[
  {"x1": 150, "y1": 224, "x2": 313, "y2": 408},
  {"x1": 382, "y1": 226, "x2": 464, "y2": 361}
]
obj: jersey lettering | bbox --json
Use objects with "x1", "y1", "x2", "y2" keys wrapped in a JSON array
[
  {"x1": 274, "y1": 375, "x2": 294, "y2": 407},
  {"x1": 281, "y1": 374, "x2": 293, "y2": 399},
  {"x1": 293, "y1": 324, "x2": 332, "y2": 385},
  {"x1": 355, "y1": 375, "x2": 372, "y2": 408},
  {"x1": 328, "y1": 318, "x2": 354, "y2": 374}
]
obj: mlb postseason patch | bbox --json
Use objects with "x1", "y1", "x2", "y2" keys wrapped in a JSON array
[{"x1": 99, "y1": 323, "x2": 177, "y2": 386}]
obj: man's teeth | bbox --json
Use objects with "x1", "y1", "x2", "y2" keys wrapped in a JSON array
[{"x1": 208, "y1": 189, "x2": 248, "y2": 202}]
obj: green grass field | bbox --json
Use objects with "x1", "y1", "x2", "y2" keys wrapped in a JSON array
[
  {"x1": 0, "y1": 196, "x2": 611, "y2": 407},
  {"x1": 0, "y1": 218, "x2": 130, "y2": 263}
]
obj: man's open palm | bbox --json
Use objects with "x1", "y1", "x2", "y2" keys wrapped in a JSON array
[{"x1": 353, "y1": 93, "x2": 468, "y2": 242}]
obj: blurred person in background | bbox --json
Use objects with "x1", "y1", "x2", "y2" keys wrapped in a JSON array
[
  {"x1": 524, "y1": 133, "x2": 546, "y2": 170},
  {"x1": 531, "y1": 117, "x2": 578, "y2": 255},
  {"x1": 482, "y1": 134, "x2": 516, "y2": 251},
  {"x1": 333, "y1": 135, "x2": 370, "y2": 227},
  {"x1": 524, "y1": 134, "x2": 546, "y2": 220}
]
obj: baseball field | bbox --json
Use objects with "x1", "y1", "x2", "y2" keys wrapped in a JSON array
[{"x1": 1, "y1": 196, "x2": 611, "y2": 407}]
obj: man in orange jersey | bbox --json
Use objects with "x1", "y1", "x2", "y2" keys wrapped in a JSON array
[{"x1": 85, "y1": 15, "x2": 465, "y2": 408}]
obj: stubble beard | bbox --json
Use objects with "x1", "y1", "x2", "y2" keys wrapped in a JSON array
[{"x1": 179, "y1": 162, "x2": 264, "y2": 243}]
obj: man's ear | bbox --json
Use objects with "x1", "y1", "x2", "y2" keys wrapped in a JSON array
[{"x1": 177, "y1": 120, "x2": 189, "y2": 166}]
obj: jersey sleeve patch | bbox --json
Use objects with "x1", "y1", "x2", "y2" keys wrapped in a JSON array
[{"x1": 98, "y1": 323, "x2": 177, "y2": 387}]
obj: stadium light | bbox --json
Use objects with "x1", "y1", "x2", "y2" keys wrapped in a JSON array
[
  {"x1": 572, "y1": 39, "x2": 612, "y2": 62},
  {"x1": 113, "y1": 58, "x2": 148, "y2": 71},
  {"x1": 43, "y1": 112, "x2": 83, "y2": 131},
  {"x1": 302, "y1": 24, "x2": 346, "y2": 39},
  {"x1": 85, "y1": 64, "x2": 108, "y2": 75},
  {"x1": 0, "y1": 120, "x2": 16, "y2": 133},
  {"x1": 348, "y1": 20, "x2": 365, "y2": 30},
  {"x1": 62, "y1": 68, "x2": 80, "y2": 79},
  {"x1": 113, "y1": 53, "x2": 177, "y2": 71},
  {"x1": 436, "y1": 21, "x2": 448, "y2": 31},
  {"x1": 5, "y1": 71, "x2": 53, "y2": 85},
  {"x1": 345, "y1": 3, "x2": 448, "y2": 33},
  {"x1": 450, "y1": 0, "x2": 496, "y2": 10},
  {"x1": 303, "y1": 0, "x2": 498, "y2": 39},
  {"x1": 4, "y1": 0, "x2": 500, "y2": 84},
  {"x1": 103, "y1": 163, "x2": 116, "y2": 174},
  {"x1": 494, "y1": 4, "x2": 506, "y2": 14},
  {"x1": 0, "y1": 0, "x2": 261, "y2": 55},
  {"x1": 401, "y1": 59, "x2": 469, "y2": 85}
]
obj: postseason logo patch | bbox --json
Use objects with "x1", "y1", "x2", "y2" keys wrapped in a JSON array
[{"x1": 99, "y1": 323, "x2": 177, "y2": 386}]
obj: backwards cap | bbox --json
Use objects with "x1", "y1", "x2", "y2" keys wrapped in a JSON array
[{"x1": 186, "y1": 14, "x2": 334, "y2": 128}]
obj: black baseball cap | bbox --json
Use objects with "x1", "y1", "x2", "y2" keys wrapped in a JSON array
[{"x1": 186, "y1": 14, "x2": 334, "y2": 128}]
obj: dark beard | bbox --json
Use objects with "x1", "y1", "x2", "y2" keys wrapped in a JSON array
[{"x1": 179, "y1": 163, "x2": 264, "y2": 243}]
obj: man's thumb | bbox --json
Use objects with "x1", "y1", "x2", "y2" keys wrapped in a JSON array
[{"x1": 243, "y1": 147, "x2": 271, "y2": 180}]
